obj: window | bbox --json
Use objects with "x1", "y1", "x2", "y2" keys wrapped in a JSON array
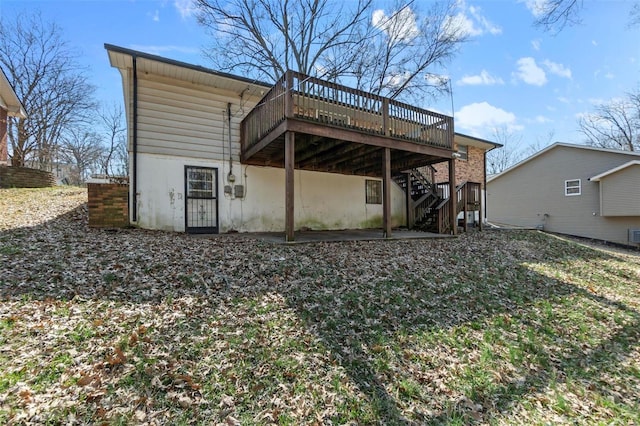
[
  {"x1": 565, "y1": 179, "x2": 581, "y2": 196},
  {"x1": 457, "y1": 145, "x2": 468, "y2": 160},
  {"x1": 187, "y1": 168, "x2": 214, "y2": 198},
  {"x1": 365, "y1": 180, "x2": 382, "y2": 204}
]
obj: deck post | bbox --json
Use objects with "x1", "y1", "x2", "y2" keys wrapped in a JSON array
[
  {"x1": 382, "y1": 98, "x2": 390, "y2": 136},
  {"x1": 479, "y1": 185, "x2": 484, "y2": 231},
  {"x1": 383, "y1": 148, "x2": 392, "y2": 238},
  {"x1": 463, "y1": 183, "x2": 468, "y2": 233},
  {"x1": 449, "y1": 158, "x2": 457, "y2": 235},
  {"x1": 285, "y1": 71, "x2": 294, "y2": 119},
  {"x1": 405, "y1": 171, "x2": 414, "y2": 229},
  {"x1": 285, "y1": 131, "x2": 295, "y2": 241}
]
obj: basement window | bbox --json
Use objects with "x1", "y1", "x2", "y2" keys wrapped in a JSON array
[
  {"x1": 365, "y1": 180, "x2": 382, "y2": 204},
  {"x1": 565, "y1": 179, "x2": 581, "y2": 196}
]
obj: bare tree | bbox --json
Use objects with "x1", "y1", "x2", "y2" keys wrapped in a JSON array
[
  {"x1": 59, "y1": 129, "x2": 104, "y2": 184},
  {"x1": 631, "y1": 3, "x2": 640, "y2": 27},
  {"x1": 97, "y1": 103, "x2": 127, "y2": 176},
  {"x1": 193, "y1": 0, "x2": 466, "y2": 102},
  {"x1": 525, "y1": 129, "x2": 556, "y2": 157},
  {"x1": 532, "y1": 0, "x2": 582, "y2": 32},
  {"x1": 341, "y1": 0, "x2": 466, "y2": 102},
  {"x1": 532, "y1": 0, "x2": 638, "y2": 32},
  {"x1": 0, "y1": 12, "x2": 96, "y2": 168},
  {"x1": 486, "y1": 127, "x2": 525, "y2": 175},
  {"x1": 579, "y1": 91, "x2": 639, "y2": 152},
  {"x1": 195, "y1": 0, "x2": 372, "y2": 82}
]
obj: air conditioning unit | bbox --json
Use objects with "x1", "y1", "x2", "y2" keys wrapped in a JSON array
[{"x1": 629, "y1": 229, "x2": 640, "y2": 244}]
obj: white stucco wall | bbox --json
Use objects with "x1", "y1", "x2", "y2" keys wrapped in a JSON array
[{"x1": 133, "y1": 153, "x2": 406, "y2": 233}]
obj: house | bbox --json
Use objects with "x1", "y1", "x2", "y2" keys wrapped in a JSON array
[
  {"x1": 106, "y1": 44, "x2": 497, "y2": 240},
  {"x1": 0, "y1": 67, "x2": 27, "y2": 165},
  {"x1": 487, "y1": 143, "x2": 640, "y2": 247}
]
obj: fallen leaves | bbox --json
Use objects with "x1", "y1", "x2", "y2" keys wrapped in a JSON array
[{"x1": 0, "y1": 187, "x2": 639, "y2": 424}]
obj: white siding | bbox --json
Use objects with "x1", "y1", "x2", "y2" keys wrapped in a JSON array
[
  {"x1": 136, "y1": 75, "x2": 260, "y2": 161},
  {"x1": 135, "y1": 153, "x2": 406, "y2": 233}
]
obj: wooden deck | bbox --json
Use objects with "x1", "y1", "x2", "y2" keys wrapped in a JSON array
[
  {"x1": 239, "y1": 71, "x2": 457, "y2": 241},
  {"x1": 240, "y1": 71, "x2": 455, "y2": 177}
]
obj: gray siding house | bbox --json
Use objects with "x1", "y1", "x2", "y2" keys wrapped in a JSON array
[{"x1": 487, "y1": 143, "x2": 640, "y2": 247}]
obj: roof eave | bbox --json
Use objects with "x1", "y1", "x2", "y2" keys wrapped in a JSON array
[
  {"x1": 104, "y1": 43, "x2": 273, "y2": 89},
  {"x1": 589, "y1": 160, "x2": 640, "y2": 181},
  {"x1": 0, "y1": 68, "x2": 27, "y2": 119},
  {"x1": 489, "y1": 143, "x2": 640, "y2": 183},
  {"x1": 454, "y1": 132, "x2": 502, "y2": 151}
]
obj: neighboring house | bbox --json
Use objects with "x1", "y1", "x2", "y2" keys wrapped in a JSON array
[
  {"x1": 487, "y1": 143, "x2": 640, "y2": 247},
  {"x1": 0, "y1": 67, "x2": 27, "y2": 165},
  {"x1": 106, "y1": 44, "x2": 496, "y2": 240}
]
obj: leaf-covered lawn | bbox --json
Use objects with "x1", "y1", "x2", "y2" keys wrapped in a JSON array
[{"x1": 1, "y1": 187, "x2": 639, "y2": 425}]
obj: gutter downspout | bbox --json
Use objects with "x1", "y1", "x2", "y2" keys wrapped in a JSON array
[
  {"x1": 132, "y1": 55, "x2": 138, "y2": 222},
  {"x1": 227, "y1": 103, "x2": 233, "y2": 178},
  {"x1": 483, "y1": 150, "x2": 487, "y2": 230}
]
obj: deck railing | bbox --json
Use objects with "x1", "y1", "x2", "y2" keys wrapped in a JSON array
[
  {"x1": 241, "y1": 70, "x2": 453, "y2": 153},
  {"x1": 435, "y1": 181, "x2": 482, "y2": 233}
]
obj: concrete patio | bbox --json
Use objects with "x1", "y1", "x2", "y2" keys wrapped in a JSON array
[{"x1": 202, "y1": 228, "x2": 456, "y2": 244}]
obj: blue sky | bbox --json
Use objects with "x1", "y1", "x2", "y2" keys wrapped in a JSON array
[{"x1": 1, "y1": 0, "x2": 638, "y2": 151}]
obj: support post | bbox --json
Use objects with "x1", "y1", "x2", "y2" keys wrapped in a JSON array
[
  {"x1": 449, "y1": 158, "x2": 457, "y2": 235},
  {"x1": 284, "y1": 71, "x2": 294, "y2": 119},
  {"x1": 481, "y1": 152, "x2": 487, "y2": 232},
  {"x1": 479, "y1": 185, "x2": 484, "y2": 231},
  {"x1": 404, "y1": 171, "x2": 414, "y2": 229},
  {"x1": 285, "y1": 131, "x2": 295, "y2": 241},
  {"x1": 383, "y1": 148, "x2": 392, "y2": 238},
  {"x1": 382, "y1": 98, "x2": 390, "y2": 136},
  {"x1": 463, "y1": 183, "x2": 468, "y2": 233}
]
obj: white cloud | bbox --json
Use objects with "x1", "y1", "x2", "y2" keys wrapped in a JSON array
[
  {"x1": 531, "y1": 39, "x2": 541, "y2": 51},
  {"x1": 587, "y1": 97, "x2": 606, "y2": 105},
  {"x1": 469, "y1": 5, "x2": 502, "y2": 35},
  {"x1": 542, "y1": 60, "x2": 572, "y2": 79},
  {"x1": 384, "y1": 71, "x2": 411, "y2": 88},
  {"x1": 456, "y1": 102, "x2": 522, "y2": 135},
  {"x1": 445, "y1": 13, "x2": 483, "y2": 37},
  {"x1": 372, "y1": 6, "x2": 420, "y2": 42},
  {"x1": 534, "y1": 115, "x2": 552, "y2": 123},
  {"x1": 523, "y1": 0, "x2": 548, "y2": 18},
  {"x1": 513, "y1": 57, "x2": 547, "y2": 86},
  {"x1": 592, "y1": 40, "x2": 598, "y2": 46},
  {"x1": 443, "y1": 1, "x2": 501, "y2": 38},
  {"x1": 574, "y1": 111, "x2": 590, "y2": 120},
  {"x1": 458, "y1": 70, "x2": 504, "y2": 86},
  {"x1": 174, "y1": 0, "x2": 195, "y2": 19},
  {"x1": 424, "y1": 73, "x2": 450, "y2": 86},
  {"x1": 151, "y1": 10, "x2": 160, "y2": 22},
  {"x1": 594, "y1": 70, "x2": 615, "y2": 80},
  {"x1": 557, "y1": 96, "x2": 570, "y2": 104}
]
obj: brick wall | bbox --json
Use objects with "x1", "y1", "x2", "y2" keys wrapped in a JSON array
[
  {"x1": 0, "y1": 166, "x2": 56, "y2": 188},
  {"x1": 0, "y1": 108, "x2": 7, "y2": 164},
  {"x1": 87, "y1": 183, "x2": 129, "y2": 228},
  {"x1": 434, "y1": 145, "x2": 486, "y2": 188}
]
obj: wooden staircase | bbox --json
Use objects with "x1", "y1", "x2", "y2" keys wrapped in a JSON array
[{"x1": 394, "y1": 168, "x2": 482, "y2": 234}]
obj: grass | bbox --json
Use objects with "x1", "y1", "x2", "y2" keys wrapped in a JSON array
[{"x1": 0, "y1": 187, "x2": 639, "y2": 424}]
